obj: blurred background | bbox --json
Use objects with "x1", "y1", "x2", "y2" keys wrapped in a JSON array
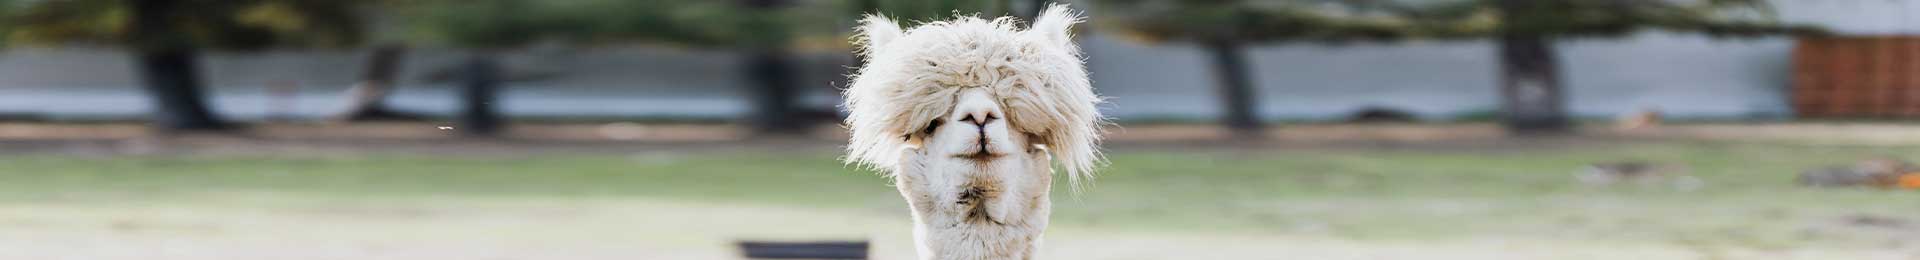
[{"x1": 1, "y1": 0, "x2": 1919, "y2": 259}]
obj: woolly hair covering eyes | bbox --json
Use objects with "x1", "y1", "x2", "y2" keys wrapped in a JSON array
[{"x1": 844, "y1": 4, "x2": 1105, "y2": 187}]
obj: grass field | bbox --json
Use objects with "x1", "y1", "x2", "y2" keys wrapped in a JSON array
[{"x1": 1, "y1": 141, "x2": 1917, "y2": 259}]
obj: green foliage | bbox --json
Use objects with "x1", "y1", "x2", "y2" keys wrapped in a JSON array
[
  {"x1": 391, "y1": 0, "x2": 553, "y2": 48},
  {"x1": 808, "y1": 0, "x2": 1026, "y2": 50},
  {"x1": 559, "y1": 1, "x2": 752, "y2": 46},
  {"x1": 5, "y1": 0, "x2": 369, "y2": 50},
  {"x1": 392, "y1": 0, "x2": 722, "y2": 48},
  {"x1": 852, "y1": 0, "x2": 1018, "y2": 24},
  {"x1": 1100, "y1": 0, "x2": 1442, "y2": 42},
  {"x1": 1398, "y1": 0, "x2": 1823, "y2": 38},
  {"x1": 6, "y1": 0, "x2": 127, "y2": 46},
  {"x1": 1098, "y1": 0, "x2": 1822, "y2": 43},
  {"x1": 392, "y1": 0, "x2": 839, "y2": 49},
  {"x1": 0, "y1": 0, "x2": 20, "y2": 46},
  {"x1": 388, "y1": 0, "x2": 1020, "y2": 50},
  {"x1": 0, "y1": 0, "x2": 1034, "y2": 51}
]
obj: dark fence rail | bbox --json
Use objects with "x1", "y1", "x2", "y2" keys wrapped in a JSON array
[{"x1": 737, "y1": 240, "x2": 869, "y2": 259}]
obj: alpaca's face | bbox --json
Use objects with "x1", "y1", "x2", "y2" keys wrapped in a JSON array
[
  {"x1": 857, "y1": 18, "x2": 1078, "y2": 163},
  {"x1": 844, "y1": 7, "x2": 1103, "y2": 186},
  {"x1": 919, "y1": 88, "x2": 1032, "y2": 159},
  {"x1": 898, "y1": 87, "x2": 1050, "y2": 226}
]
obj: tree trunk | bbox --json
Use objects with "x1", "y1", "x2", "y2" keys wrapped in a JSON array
[
  {"x1": 336, "y1": 45, "x2": 421, "y2": 121},
  {"x1": 746, "y1": 49, "x2": 800, "y2": 133},
  {"x1": 1203, "y1": 39, "x2": 1263, "y2": 137},
  {"x1": 1497, "y1": 33, "x2": 1570, "y2": 135},
  {"x1": 459, "y1": 53, "x2": 503, "y2": 136},
  {"x1": 1496, "y1": 0, "x2": 1570, "y2": 135},
  {"x1": 743, "y1": 0, "x2": 804, "y2": 135},
  {"x1": 127, "y1": 0, "x2": 229, "y2": 131}
]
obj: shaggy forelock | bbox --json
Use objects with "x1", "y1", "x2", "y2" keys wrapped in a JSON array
[{"x1": 844, "y1": 5, "x2": 1105, "y2": 188}]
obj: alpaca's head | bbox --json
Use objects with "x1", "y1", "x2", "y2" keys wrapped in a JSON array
[{"x1": 844, "y1": 5, "x2": 1103, "y2": 185}]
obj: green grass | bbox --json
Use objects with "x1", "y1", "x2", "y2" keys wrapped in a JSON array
[{"x1": 2, "y1": 142, "x2": 1916, "y2": 251}]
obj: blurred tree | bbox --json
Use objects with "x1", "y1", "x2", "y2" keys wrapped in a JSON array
[
  {"x1": 334, "y1": 44, "x2": 422, "y2": 121},
  {"x1": 393, "y1": 0, "x2": 1061, "y2": 136},
  {"x1": 1100, "y1": 0, "x2": 1419, "y2": 137},
  {"x1": 1104, "y1": 0, "x2": 1817, "y2": 135},
  {"x1": 846, "y1": 0, "x2": 1021, "y2": 71},
  {"x1": 391, "y1": 0, "x2": 552, "y2": 136},
  {"x1": 1012, "y1": 0, "x2": 1051, "y2": 22},
  {"x1": 6, "y1": 0, "x2": 367, "y2": 131},
  {"x1": 0, "y1": 1, "x2": 15, "y2": 44},
  {"x1": 1391, "y1": 0, "x2": 1819, "y2": 135},
  {"x1": 843, "y1": 0, "x2": 1025, "y2": 116},
  {"x1": 396, "y1": 0, "x2": 824, "y2": 135},
  {"x1": 853, "y1": 0, "x2": 1014, "y2": 22},
  {"x1": 737, "y1": 0, "x2": 802, "y2": 135}
]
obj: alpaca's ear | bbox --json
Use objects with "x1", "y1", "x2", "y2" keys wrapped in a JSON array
[
  {"x1": 1026, "y1": 4, "x2": 1083, "y2": 51},
  {"x1": 857, "y1": 14, "x2": 904, "y2": 55}
]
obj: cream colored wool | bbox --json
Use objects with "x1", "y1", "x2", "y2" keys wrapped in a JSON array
[
  {"x1": 845, "y1": 5, "x2": 1103, "y2": 185},
  {"x1": 843, "y1": 4, "x2": 1104, "y2": 260}
]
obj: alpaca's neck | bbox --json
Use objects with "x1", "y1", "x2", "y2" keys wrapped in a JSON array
[
  {"x1": 906, "y1": 195, "x2": 1050, "y2": 260},
  {"x1": 895, "y1": 154, "x2": 1054, "y2": 260}
]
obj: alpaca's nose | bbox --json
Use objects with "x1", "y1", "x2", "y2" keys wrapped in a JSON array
[
  {"x1": 953, "y1": 89, "x2": 1002, "y2": 127},
  {"x1": 960, "y1": 110, "x2": 998, "y2": 127}
]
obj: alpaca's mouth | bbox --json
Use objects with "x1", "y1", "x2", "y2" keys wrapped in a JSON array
[{"x1": 954, "y1": 136, "x2": 1000, "y2": 161}]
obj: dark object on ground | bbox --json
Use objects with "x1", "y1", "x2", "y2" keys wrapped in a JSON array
[
  {"x1": 335, "y1": 109, "x2": 430, "y2": 122},
  {"x1": 1796, "y1": 166, "x2": 1875, "y2": 187},
  {"x1": 1345, "y1": 107, "x2": 1418, "y2": 123},
  {"x1": 1841, "y1": 214, "x2": 1910, "y2": 229},
  {"x1": 1581, "y1": 161, "x2": 1657, "y2": 182},
  {"x1": 1577, "y1": 161, "x2": 1699, "y2": 189},
  {"x1": 1798, "y1": 158, "x2": 1912, "y2": 188},
  {"x1": 738, "y1": 241, "x2": 868, "y2": 259}
]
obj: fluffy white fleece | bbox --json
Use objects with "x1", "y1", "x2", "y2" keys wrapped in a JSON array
[
  {"x1": 844, "y1": 4, "x2": 1105, "y2": 187},
  {"x1": 843, "y1": 4, "x2": 1104, "y2": 259}
]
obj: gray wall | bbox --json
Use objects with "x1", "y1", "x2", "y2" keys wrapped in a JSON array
[
  {"x1": 1083, "y1": 0, "x2": 1920, "y2": 121},
  {"x1": 1081, "y1": 33, "x2": 1794, "y2": 121}
]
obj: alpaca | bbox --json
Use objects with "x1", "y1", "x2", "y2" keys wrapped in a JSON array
[{"x1": 843, "y1": 4, "x2": 1103, "y2": 260}]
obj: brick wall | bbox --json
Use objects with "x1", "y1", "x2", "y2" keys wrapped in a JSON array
[{"x1": 1793, "y1": 36, "x2": 1920, "y2": 118}]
